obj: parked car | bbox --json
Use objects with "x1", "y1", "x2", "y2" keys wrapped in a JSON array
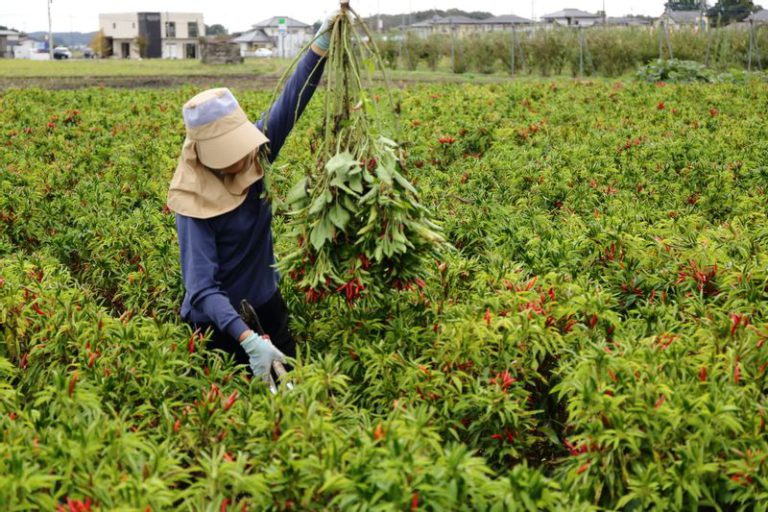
[
  {"x1": 82, "y1": 47, "x2": 96, "y2": 59},
  {"x1": 53, "y1": 46, "x2": 72, "y2": 60},
  {"x1": 254, "y1": 48, "x2": 273, "y2": 58}
]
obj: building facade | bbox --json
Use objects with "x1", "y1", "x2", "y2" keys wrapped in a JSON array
[
  {"x1": 99, "y1": 12, "x2": 204, "y2": 59},
  {"x1": 0, "y1": 29, "x2": 20, "y2": 58},
  {"x1": 657, "y1": 10, "x2": 708, "y2": 30}
]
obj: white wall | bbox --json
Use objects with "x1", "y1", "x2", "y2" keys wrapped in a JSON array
[{"x1": 100, "y1": 13, "x2": 139, "y2": 39}]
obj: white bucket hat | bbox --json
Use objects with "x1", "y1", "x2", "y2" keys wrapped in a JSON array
[{"x1": 167, "y1": 88, "x2": 270, "y2": 219}]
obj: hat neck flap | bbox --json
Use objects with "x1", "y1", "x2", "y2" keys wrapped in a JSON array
[{"x1": 166, "y1": 139, "x2": 265, "y2": 219}]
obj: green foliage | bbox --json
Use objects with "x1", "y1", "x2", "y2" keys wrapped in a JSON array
[
  {"x1": 707, "y1": 0, "x2": 759, "y2": 26},
  {"x1": 3, "y1": 77, "x2": 768, "y2": 509},
  {"x1": 636, "y1": 58, "x2": 716, "y2": 83}
]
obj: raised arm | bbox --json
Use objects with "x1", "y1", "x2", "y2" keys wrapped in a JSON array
[{"x1": 256, "y1": 47, "x2": 327, "y2": 163}]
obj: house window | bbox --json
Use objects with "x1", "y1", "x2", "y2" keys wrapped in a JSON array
[
  {"x1": 112, "y1": 23, "x2": 116, "y2": 29},
  {"x1": 132, "y1": 22, "x2": 136, "y2": 29},
  {"x1": 166, "y1": 21, "x2": 176, "y2": 38},
  {"x1": 188, "y1": 22, "x2": 198, "y2": 38}
]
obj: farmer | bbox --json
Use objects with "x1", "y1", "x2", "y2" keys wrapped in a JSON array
[{"x1": 167, "y1": 13, "x2": 336, "y2": 380}]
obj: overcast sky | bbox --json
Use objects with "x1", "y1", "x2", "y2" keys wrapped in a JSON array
[{"x1": 2, "y1": 0, "x2": 669, "y2": 34}]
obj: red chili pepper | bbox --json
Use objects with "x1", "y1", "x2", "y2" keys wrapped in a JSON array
[
  {"x1": 373, "y1": 422, "x2": 384, "y2": 441},
  {"x1": 734, "y1": 358, "x2": 741, "y2": 384},
  {"x1": 220, "y1": 498, "x2": 230, "y2": 512},
  {"x1": 483, "y1": 308, "x2": 491, "y2": 326},
  {"x1": 187, "y1": 333, "x2": 196, "y2": 354},
  {"x1": 68, "y1": 371, "x2": 79, "y2": 397},
  {"x1": 32, "y1": 303, "x2": 46, "y2": 316},
  {"x1": 410, "y1": 491, "x2": 419, "y2": 511},
  {"x1": 489, "y1": 370, "x2": 516, "y2": 392},
  {"x1": 654, "y1": 395, "x2": 666, "y2": 410},
  {"x1": 731, "y1": 314, "x2": 745, "y2": 337},
  {"x1": 547, "y1": 287, "x2": 556, "y2": 302},
  {"x1": 699, "y1": 367, "x2": 707, "y2": 382},
  {"x1": 87, "y1": 352, "x2": 98, "y2": 368},
  {"x1": 173, "y1": 419, "x2": 181, "y2": 433},
  {"x1": 223, "y1": 390, "x2": 238, "y2": 411},
  {"x1": 576, "y1": 461, "x2": 591, "y2": 474}
]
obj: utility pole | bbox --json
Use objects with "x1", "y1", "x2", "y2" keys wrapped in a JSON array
[
  {"x1": 602, "y1": 0, "x2": 606, "y2": 25},
  {"x1": 48, "y1": 0, "x2": 53, "y2": 59}
]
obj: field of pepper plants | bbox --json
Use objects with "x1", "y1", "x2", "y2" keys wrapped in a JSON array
[{"x1": 2, "y1": 76, "x2": 768, "y2": 511}]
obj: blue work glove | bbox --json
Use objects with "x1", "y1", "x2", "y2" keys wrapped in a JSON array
[
  {"x1": 314, "y1": 10, "x2": 340, "y2": 51},
  {"x1": 241, "y1": 331, "x2": 285, "y2": 379}
]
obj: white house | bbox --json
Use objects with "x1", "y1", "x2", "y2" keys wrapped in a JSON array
[
  {"x1": 99, "y1": 12, "x2": 204, "y2": 59},
  {"x1": 658, "y1": 10, "x2": 708, "y2": 30},
  {"x1": 234, "y1": 16, "x2": 312, "y2": 58},
  {"x1": 12, "y1": 37, "x2": 50, "y2": 59},
  {"x1": 232, "y1": 28, "x2": 274, "y2": 57},
  {"x1": 541, "y1": 9, "x2": 603, "y2": 27},
  {"x1": 0, "y1": 29, "x2": 20, "y2": 58}
]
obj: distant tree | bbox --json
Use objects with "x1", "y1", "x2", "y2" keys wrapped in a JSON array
[
  {"x1": 205, "y1": 24, "x2": 228, "y2": 36},
  {"x1": 666, "y1": 0, "x2": 703, "y2": 10},
  {"x1": 89, "y1": 30, "x2": 110, "y2": 57},
  {"x1": 136, "y1": 35, "x2": 148, "y2": 58},
  {"x1": 707, "y1": 0, "x2": 759, "y2": 25}
]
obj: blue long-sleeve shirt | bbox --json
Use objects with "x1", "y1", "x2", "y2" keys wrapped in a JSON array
[{"x1": 176, "y1": 49, "x2": 325, "y2": 340}]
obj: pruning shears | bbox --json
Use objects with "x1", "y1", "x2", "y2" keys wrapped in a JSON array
[{"x1": 239, "y1": 300, "x2": 294, "y2": 394}]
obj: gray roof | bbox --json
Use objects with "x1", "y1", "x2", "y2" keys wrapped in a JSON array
[
  {"x1": 232, "y1": 28, "x2": 273, "y2": 44},
  {"x1": 485, "y1": 14, "x2": 534, "y2": 25},
  {"x1": 606, "y1": 16, "x2": 653, "y2": 26},
  {"x1": 432, "y1": 16, "x2": 484, "y2": 25},
  {"x1": 667, "y1": 10, "x2": 702, "y2": 23},
  {"x1": 542, "y1": 9, "x2": 601, "y2": 20},
  {"x1": 252, "y1": 16, "x2": 310, "y2": 29},
  {"x1": 747, "y1": 9, "x2": 768, "y2": 22}
]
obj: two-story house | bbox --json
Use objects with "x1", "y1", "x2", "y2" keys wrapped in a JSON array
[{"x1": 99, "y1": 12, "x2": 204, "y2": 59}]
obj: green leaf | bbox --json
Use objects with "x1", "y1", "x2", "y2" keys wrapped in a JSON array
[
  {"x1": 328, "y1": 203, "x2": 351, "y2": 231},
  {"x1": 285, "y1": 177, "x2": 308, "y2": 205},
  {"x1": 310, "y1": 217, "x2": 334, "y2": 250}
]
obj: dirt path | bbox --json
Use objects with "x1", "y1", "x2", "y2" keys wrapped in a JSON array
[
  {"x1": 0, "y1": 73, "x2": 508, "y2": 90},
  {"x1": 0, "y1": 75, "x2": 282, "y2": 90}
]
